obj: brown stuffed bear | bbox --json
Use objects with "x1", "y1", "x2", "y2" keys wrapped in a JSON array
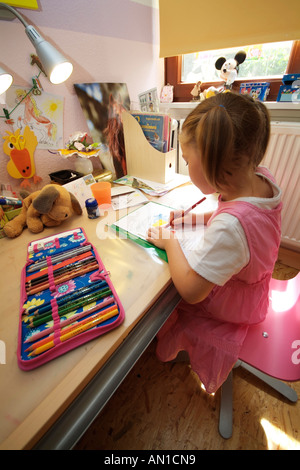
[{"x1": 3, "y1": 184, "x2": 82, "y2": 238}]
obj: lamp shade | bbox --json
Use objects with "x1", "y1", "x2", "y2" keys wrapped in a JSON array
[
  {"x1": 25, "y1": 25, "x2": 73, "y2": 84},
  {"x1": 0, "y1": 66, "x2": 13, "y2": 94}
]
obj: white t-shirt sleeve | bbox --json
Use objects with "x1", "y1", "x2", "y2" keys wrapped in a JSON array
[{"x1": 179, "y1": 213, "x2": 250, "y2": 286}]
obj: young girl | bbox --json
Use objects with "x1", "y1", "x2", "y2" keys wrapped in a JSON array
[{"x1": 147, "y1": 92, "x2": 282, "y2": 394}]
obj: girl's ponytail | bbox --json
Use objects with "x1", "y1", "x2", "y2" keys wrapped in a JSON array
[{"x1": 195, "y1": 104, "x2": 235, "y2": 188}]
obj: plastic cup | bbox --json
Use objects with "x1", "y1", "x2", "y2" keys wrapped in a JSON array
[{"x1": 91, "y1": 182, "x2": 111, "y2": 208}]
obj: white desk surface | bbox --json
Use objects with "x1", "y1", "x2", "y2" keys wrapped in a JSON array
[{"x1": 0, "y1": 185, "x2": 217, "y2": 449}]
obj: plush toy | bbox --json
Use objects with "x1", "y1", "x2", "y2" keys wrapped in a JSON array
[
  {"x1": 215, "y1": 51, "x2": 246, "y2": 88},
  {"x1": 3, "y1": 184, "x2": 82, "y2": 238}
]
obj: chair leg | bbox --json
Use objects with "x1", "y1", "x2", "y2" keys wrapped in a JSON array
[
  {"x1": 240, "y1": 361, "x2": 298, "y2": 403},
  {"x1": 218, "y1": 362, "x2": 298, "y2": 440},
  {"x1": 219, "y1": 370, "x2": 233, "y2": 439}
]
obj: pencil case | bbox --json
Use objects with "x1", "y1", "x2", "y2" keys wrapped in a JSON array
[{"x1": 17, "y1": 227, "x2": 125, "y2": 370}]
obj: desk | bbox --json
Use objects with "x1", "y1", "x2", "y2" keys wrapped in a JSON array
[{"x1": 0, "y1": 186, "x2": 216, "y2": 449}]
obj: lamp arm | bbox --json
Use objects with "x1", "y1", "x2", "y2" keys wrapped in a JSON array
[
  {"x1": 0, "y1": 3, "x2": 44, "y2": 47},
  {"x1": 0, "y1": 3, "x2": 29, "y2": 28},
  {"x1": 0, "y1": 2, "x2": 73, "y2": 85}
]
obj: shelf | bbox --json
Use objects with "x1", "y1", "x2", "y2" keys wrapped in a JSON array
[{"x1": 159, "y1": 101, "x2": 300, "y2": 122}]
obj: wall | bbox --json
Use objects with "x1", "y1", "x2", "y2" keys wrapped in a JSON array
[{"x1": 0, "y1": 0, "x2": 163, "y2": 193}]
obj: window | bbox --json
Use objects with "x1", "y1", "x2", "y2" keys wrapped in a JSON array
[
  {"x1": 182, "y1": 42, "x2": 293, "y2": 83},
  {"x1": 165, "y1": 40, "x2": 300, "y2": 102}
]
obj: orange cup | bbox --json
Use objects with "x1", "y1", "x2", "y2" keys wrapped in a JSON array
[{"x1": 91, "y1": 182, "x2": 111, "y2": 207}]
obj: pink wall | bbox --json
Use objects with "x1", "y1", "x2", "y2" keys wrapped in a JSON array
[{"x1": 0, "y1": 0, "x2": 163, "y2": 193}]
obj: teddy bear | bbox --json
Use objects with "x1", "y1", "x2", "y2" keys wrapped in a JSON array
[
  {"x1": 215, "y1": 50, "x2": 247, "y2": 88},
  {"x1": 3, "y1": 184, "x2": 82, "y2": 238}
]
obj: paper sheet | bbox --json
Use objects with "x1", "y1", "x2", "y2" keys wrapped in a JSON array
[
  {"x1": 111, "y1": 200, "x2": 207, "y2": 261},
  {"x1": 112, "y1": 202, "x2": 172, "y2": 239},
  {"x1": 114, "y1": 173, "x2": 190, "y2": 196},
  {"x1": 63, "y1": 174, "x2": 95, "y2": 208},
  {"x1": 111, "y1": 189, "x2": 148, "y2": 210}
]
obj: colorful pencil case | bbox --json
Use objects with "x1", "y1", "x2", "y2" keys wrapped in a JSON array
[{"x1": 17, "y1": 227, "x2": 125, "y2": 370}]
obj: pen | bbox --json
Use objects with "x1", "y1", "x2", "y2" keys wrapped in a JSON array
[{"x1": 164, "y1": 197, "x2": 206, "y2": 228}]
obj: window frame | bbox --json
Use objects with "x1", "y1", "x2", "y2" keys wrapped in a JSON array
[{"x1": 165, "y1": 41, "x2": 300, "y2": 102}]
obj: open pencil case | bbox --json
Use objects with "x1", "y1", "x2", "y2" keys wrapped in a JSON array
[{"x1": 18, "y1": 227, "x2": 125, "y2": 370}]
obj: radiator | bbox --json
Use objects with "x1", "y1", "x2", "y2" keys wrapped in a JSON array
[{"x1": 262, "y1": 122, "x2": 300, "y2": 251}]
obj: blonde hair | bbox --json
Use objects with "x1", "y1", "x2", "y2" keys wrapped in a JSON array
[{"x1": 180, "y1": 92, "x2": 270, "y2": 190}]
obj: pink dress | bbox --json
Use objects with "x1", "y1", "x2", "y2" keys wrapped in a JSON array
[{"x1": 156, "y1": 168, "x2": 282, "y2": 393}]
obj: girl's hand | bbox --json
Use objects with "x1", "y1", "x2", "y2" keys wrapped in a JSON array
[
  {"x1": 170, "y1": 210, "x2": 193, "y2": 228},
  {"x1": 170, "y1": 211, "x2": 208, "y2": 228},
  {"x1": 148, "y1": 223, "x2": 215, "y2": 304},
  {"x1": 147, "y1": 226, "x2": 175, "y2": 250}
]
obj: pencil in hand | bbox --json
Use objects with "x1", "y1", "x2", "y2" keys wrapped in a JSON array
[{"x1": 164, "y1": 197, "x2": 206, "y2": 229}]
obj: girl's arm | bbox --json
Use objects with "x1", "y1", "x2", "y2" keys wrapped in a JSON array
[{"x1": 147, "y1": 227, "x2": 215, "y2": 304}]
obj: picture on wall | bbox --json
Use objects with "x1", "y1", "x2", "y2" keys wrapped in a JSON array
[
  {"x1": 5, "y1": 86, "x2": 64, "y2": 150},
  {"x1": 74, "y1": 82, "x2": 131, "y2": 179}
]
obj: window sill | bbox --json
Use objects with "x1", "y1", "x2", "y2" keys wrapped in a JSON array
[
  {"x1": 159, "y1": 101, "x2": 300, "y2": 122},
  {"x1": 160, "y1": 101, "x2": 300, "y2": 109}
]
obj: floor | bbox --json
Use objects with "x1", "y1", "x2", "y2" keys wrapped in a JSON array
[{"x1": 74, "y1": 255, "x2": 300, "y2": 451}]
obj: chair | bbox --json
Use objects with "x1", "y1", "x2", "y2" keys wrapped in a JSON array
[{"x1": 219, "y1": 272, "x2": 300, "y2": 439}]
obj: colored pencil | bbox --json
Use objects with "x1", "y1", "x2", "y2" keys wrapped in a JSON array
[
  {"x1": 26, "y1": 262, "x2": 99, "y2": 295},
  {"x1": 24, "y1": 280, "x2": 107, "y2": 315},
  {"x1": 27, "y1": 287, "x2": 112, "y2": 328},
  {"x1": 27, "y1": 244, "x2": 93, "y2": 272},
  {"x1": 28, "y1": 308, "x2": 118, "y2": 357},
  {"x1": 25, "y1": 303, "x2": 118, "y2": 352},
  {"x1": 26, "y1": 255, "x2": 96, "y2": 285},
  {"x1": 25, "y1": 258, "x2": 98, "y2": 292},
  {"x1": 25, "y1": 261, "x2": 95, "y2": 291},
  {"x1": 164, "y1": 197, "x2": 206, "y2": 228},
  {"x1": 24, "y1": 296, "x2": 115, "y2": 343},
  {"x1": 24, "y1": 285, "x2": 106, "y2": 321}
]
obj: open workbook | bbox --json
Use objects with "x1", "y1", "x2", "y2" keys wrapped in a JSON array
[{"x1": 110, "y1": 201, "x2": 207, "y2": 262}]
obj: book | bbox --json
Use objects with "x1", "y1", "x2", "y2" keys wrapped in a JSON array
[{"x1": 131, "y1": 112, "x2": 171, "y2": 153}]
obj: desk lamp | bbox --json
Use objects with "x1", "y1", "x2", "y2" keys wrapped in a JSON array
[{"x1": 0, "y1": 2, "x2": 73, "y2": 89}]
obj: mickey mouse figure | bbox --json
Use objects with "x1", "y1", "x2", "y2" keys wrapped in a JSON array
[{"x1": 215, "y1": 50, "x2": 246, "y2": 89}]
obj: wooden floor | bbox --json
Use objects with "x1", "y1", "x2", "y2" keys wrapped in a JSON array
[{"x1": 74, "y1": 254, "x2": 300, "y2": 451}]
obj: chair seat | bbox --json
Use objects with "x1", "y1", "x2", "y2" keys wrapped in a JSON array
[{"x1": 239, "y1": 273, "x2": 300, "y2": 382}]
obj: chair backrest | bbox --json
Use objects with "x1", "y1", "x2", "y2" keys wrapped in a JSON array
[{"x1": 239, "y1": 272, "x2": 300, "y2": 382}]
